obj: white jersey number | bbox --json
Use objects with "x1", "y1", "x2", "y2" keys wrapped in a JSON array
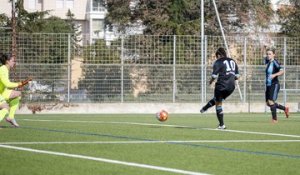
[{"x1": 223, "y1": 60, "x2": 236, "y2": 72}]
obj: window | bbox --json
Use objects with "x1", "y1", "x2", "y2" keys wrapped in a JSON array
[
  {"x1": 92, "y1": 19, "x2": 104, "y2": 36},
  {"x1": 28, "y1": 0, "x2": 36, "y2": 9},
  {"x1": 93, "y1": 0, "x2": 104, "y2": 11},
  {"x1": 66, "y1": 0, "x2": 74, "y2": 9},
  {"x1": 56, "y1": 0, "x2": 64, "y2": 9}
]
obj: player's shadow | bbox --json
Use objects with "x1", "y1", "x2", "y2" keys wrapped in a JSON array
[
  {"x1": 0, "y1": 126, "x2": 19, "y2": 128},
  {"x1": 231, "y1": 120, "x2": 267, "y2": 123}
]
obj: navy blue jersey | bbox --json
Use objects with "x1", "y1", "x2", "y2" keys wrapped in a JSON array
[
  {"x1": 212, "y1": 57, "x2": 239, "y2": 91},
  {"x1": 265, "y1": 59, "x2": 283, "y2": 86}
]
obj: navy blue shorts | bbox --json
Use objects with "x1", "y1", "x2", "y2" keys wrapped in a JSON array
[
  {"x1": 214, "y1": 87, "x2": 235, "y2": 102},
  {"x1": 265, "y1": 84, "x2": 280, "y2": 102}
]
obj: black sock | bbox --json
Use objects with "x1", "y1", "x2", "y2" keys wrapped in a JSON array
[
  {"x1": 275, "y1": 103, "x2": 285, "y2": 111},
  {"x1": 202, "y1": 98, "x2": 216, "y2": 111},
  {"x1": 270, "y1": 104, "x2": 277, "y2": 120},
  {"x1": 216, "y1": 106, "x2": 224, "y2": 126}
]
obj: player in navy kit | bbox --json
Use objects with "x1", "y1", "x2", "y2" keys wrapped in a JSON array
[
  {"x1": 200, "y1": 47, "x2": 239, "y2": 129},
  {"x1": 264, "y1": 48, "x2": 289, "y2": 123}
]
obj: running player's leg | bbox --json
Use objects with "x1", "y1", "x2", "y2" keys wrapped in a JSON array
[
  {"x1": 275, "y1": 102, "x2": 289, "y2": 118},
  {"x1": 267, "y1": 84, "x2": 279, "y2": 122},
  {"x1": 267, "y1": 100, "x2": 277, "y2": 122},
  {"x1": 272, "y1": 84, "x2": 289, "y2": 118}
]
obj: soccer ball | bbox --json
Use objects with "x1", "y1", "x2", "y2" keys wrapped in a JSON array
[{"x1": 156, "y1": 110, "x2": 169, "y2": 122}]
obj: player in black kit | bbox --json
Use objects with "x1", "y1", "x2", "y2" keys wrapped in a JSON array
[{"x1": 200, "y1": 47, "x2": 239, "y2": 129}]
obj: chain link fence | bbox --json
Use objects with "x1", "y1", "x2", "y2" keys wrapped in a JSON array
[{"x1": 0, "y1": 33, "x2": 299, "y2": 110}]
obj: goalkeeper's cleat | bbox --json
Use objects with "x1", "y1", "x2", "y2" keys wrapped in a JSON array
[
  {"x1": 5, "y1": 118, "x2": 19, "y2": 127},
  {"x1": 217, "y1": 125, "x2": 226, "y2": 130},
  {"x1": 284, "y1": 106, "x2": 289, "y2": 118},
  {"x1": 272, "y1": 119, "x2": 278, "y2": 124}
]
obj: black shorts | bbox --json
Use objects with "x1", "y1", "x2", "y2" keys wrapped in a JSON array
[
  {"x1": 214, "y1": 87, "x2": 234, "y2": 102},
  {"x1": 265, "y1": 84, "x2": 280, "y2": 102}
]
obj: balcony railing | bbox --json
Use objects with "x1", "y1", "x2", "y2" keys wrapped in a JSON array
[{"x1": 92, "y1": 6, "x2": 106, "y2": 12}]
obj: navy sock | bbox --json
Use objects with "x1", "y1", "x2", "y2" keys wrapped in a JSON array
[
  {"x1": 270, "y1": 104, "x2": 277, "y2": 120},
  {"x1": 275, "y1": 103, "x2": 285, "y2": 111},
  {"x1": 203, "y1": 98, "x2": 216, "y2": 111},
  {"x1": 216, "y1": 106, "x2": 224, "y2": 126}
]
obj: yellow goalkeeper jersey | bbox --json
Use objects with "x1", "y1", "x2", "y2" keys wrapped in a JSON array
[{"x1": 0, "y1": 65, "x2": 19, "y2": 94}]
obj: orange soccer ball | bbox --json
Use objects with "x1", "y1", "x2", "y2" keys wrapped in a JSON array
[{"x1": 156, "y1": 110, "x2": 169, "y2": 122}]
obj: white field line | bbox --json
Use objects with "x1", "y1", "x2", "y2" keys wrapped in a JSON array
[
  {"x1": 21, "y1": 119, "x2": 300, "y2": 138},
  {"x1": 0, "y1": 144, "x2": 209, "y2": 175},
  {"x1": 1, "y1": 140, "x2": 300, "y2": 145}
]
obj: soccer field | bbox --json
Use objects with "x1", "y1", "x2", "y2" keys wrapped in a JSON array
[{"x1": 0, "y1": 113, "x2": 299, "y2": 175}]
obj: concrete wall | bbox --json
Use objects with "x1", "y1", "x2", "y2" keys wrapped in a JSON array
[{"x1": 18, "y1": 102, "x2": 299, "y2": 114}]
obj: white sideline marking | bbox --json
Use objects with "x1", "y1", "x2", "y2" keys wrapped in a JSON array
[
  {"x1": 205, "y1": 128, "x2": 300, "y2": 138},
  {"x1": 0, "y1": 144, "x2": 209, "y2": 175},
  {"x1": 1, "y1": 140, "x2": 300, "y2": 145},
  {"x1": 22, "y1": 119, "x2": 300, "y2": 138}
]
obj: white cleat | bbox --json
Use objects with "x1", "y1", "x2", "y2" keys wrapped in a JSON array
[
  {"x1": 5, "y1": 118, "x2": 20, "y2": 127},
  {"x1": 217, "y1": 125, "x2": 226, "y2": 130}
]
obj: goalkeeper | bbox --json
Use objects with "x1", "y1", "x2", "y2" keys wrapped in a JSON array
[{"x1": 0, "y1": 53, "x2": 31, "y2": 127}]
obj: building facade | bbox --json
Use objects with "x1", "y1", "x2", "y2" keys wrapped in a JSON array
[{"x1": 0, "y1": 0, "x2": 108, "y2": 43}]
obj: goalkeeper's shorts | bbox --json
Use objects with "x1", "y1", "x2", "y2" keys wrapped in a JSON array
[{"x1": 2, "y1": 89, "x2": 12, "y2": 101}]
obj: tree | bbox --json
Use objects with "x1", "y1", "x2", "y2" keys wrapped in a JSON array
[
  {"x1": 105, "y1": 0, "x2": 275, "y2": 35},
  {"x1": 0, "y1": 0, "x2": 77, "y2": 102},
  {"x1": 277, "y1": 0, "x2": 300, "y2": 36},
  {"x1": 0, "y1": 14, "x2": 10, "y2": 31},
  {"x1": 105, "y1": 0, "x2": 132, "y2": 33},
  {"x1": 66, "y1": 9, "x2": 82, "y2": 53},
  {"x1": 204, "y1": 0, "x2": 274, "y2": 34},
  {"x1": 78, "y1": 39, "x2": 121, "y2": 102}
]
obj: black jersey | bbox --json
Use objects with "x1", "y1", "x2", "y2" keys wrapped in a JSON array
[
  {"x1": 212, "y1": 57, "x2": 239, "y2": 91},
  {"x1": 265, "y1": 58, "x2": 283, "y2": 87}
]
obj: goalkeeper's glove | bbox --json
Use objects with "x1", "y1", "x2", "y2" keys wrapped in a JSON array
[{"x1": 18, "y1": 77, "x2": 32, "y2": 88}]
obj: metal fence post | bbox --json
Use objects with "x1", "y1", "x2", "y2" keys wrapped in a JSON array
[
  {"x1": 243, "y1": 36, "x2": 247, "y2": 103},
  {"x1": 200, "y1": 36, "x2": 205, "y2": 104},
  {"x1": 200, "y1": 0, "x2": 205, "y2": 104},
  {"x1": 204, "y1": 35, "x2": 207, "y2": 102},
  {"x1": 121, "y1": 36, "x2": 124, "y2": 103},
  {"x1": 67, "y1": 33, "x2": 71, "y2": 103},
  {"x1": 173, "y1": 35, "x2": 176, "y2": 103},
  {"x1": 283, "y1": 37, "x2": 287, "y2": 105}
]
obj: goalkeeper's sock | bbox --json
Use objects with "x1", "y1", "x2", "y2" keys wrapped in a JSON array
[
  {"x1": 270, "y1": 104, "x2": 277, "y2": 120},
  {"x1": 8, "y1": 97, "x2": 21, "y2": 119},
  {"x1": 275, "y1": 103, "x2": 285, "y2": 111},
  {"x1": 202, "y1": 98, "x2": 216, "y2": 111},
  {"x1": 216, "y1": 105, "x2": 224, "y2": 126},
  {"x1": 0, "y1": 108, "x2": 9, "y2": 121}
]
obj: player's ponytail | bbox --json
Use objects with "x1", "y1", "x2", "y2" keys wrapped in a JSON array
[{"x1": 215, "y1": 47, "x2": 227, "y2": 58}]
